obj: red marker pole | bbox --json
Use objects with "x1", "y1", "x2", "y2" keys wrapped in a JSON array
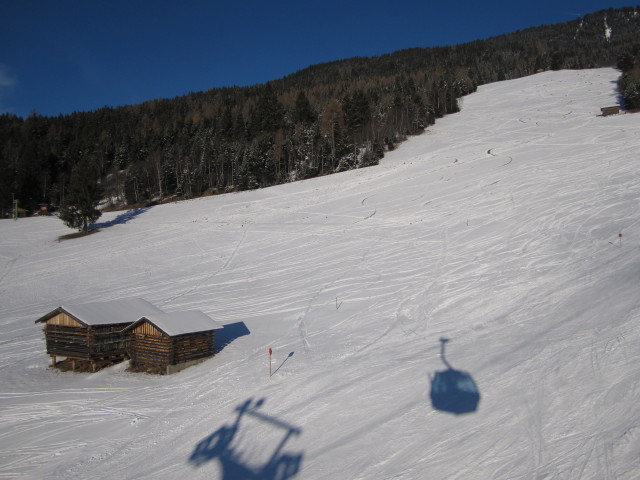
[
  {"x1": 619, "y1": 233, "x2": 623, "y2": 247},
  {"x1": 269, "y1": 348, "x2": 273, "y2": 377}
]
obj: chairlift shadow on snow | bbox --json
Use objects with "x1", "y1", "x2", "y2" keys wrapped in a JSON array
[
  {"x1": 429, "y1": 338, "x2": 480, "y2": 415},
  {"x1": 216, "y1": 321, "x2": 251, "y2": 353},
  {"x1": 91, "y1": 206, "x2": 154, "y2": 230},
  {"x1": 189, "y1": 398, "x2": 303, "y2": 480}
]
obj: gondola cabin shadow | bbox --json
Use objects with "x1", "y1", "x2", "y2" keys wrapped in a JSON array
[{"x1": 430, "y1": 338, "x2": 480, "y2": 415}]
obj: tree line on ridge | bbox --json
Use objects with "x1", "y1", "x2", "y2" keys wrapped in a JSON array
[{"x1": 1, "y1": 7, "x2": 639, "y2": 219}]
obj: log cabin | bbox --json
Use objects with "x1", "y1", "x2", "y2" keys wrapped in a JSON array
[
  {"x1": 124, "y1": 311, "x2": 224, "y2": 374},
  {"x1": 35, "y1": 298, "x2": 163, "y2": 371},
  {"x1": 601, "y1": 105, "x2": 620, "y2": 116}
]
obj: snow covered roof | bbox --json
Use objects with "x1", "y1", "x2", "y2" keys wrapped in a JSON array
[
  {"x1": 127, "y1": 311, "x2": 224, "y2": 337},
  {"x1": 36, "y1": 298, "x2": 163, "y2": 326}
]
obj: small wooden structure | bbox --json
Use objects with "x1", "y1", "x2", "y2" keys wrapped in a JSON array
[
  {"x1": 124, "y1": 311, "x2": 224, "y2": 374},
  {"x1": 601, "y1": 105, "x2": 620, "y2": 116},
  {"x1": 35, "y1": 298, "x2": 163, "y2": 371},
  {"x1": 3, "y1": 207, "x2": 29, "y2": 219}
]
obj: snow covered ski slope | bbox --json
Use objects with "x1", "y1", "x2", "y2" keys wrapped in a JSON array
[{"x1": 1, "y1": 68, "x2": 639, "y2": 479}]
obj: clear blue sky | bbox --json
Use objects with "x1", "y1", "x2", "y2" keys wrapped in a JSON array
[{"x1": 0, "y1": 0, "x2": 634, "y2": 118}]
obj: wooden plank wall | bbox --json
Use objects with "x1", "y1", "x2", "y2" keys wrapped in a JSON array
[
  {"x1": 129, "y1": 330, "x2": 215, "y2": 369},
  {"x1": 45, "y1": 324, "x2": 89, "y2": 358},
  {"x1": 129, "y1": 334, "x2": 173, "y2": 366},
  {"x1": 43, "y1": 320, "x2": 131, "y2": 360},
  {"x1": 172, "y1": 331, "x2": 215, "y2": 364},
  {"x1": 132, "y1": 322, "x2": 164, "y2": 337},
  {"x1": 46, "y1": 313, "x2": 83, "y2": 328},
  {"x1": 89, "y1": 323, "x2": 131, "y2": 358}
]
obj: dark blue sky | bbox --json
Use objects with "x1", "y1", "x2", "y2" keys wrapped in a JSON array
[{"x1": 0, "y1": 1, "x2": 634, "y2": 118}]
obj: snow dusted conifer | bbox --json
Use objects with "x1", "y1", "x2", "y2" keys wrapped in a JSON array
[{"x1": 59, "y1": 158, "x2": 102, "y2": 232}]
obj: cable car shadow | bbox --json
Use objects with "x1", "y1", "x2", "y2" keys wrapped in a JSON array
[
  {"x1": 189, "y1": 397, "x2": 303, "y2": 479},
  {"x1": 429, "y1": 337, "x2": 480, "y2": 415}
]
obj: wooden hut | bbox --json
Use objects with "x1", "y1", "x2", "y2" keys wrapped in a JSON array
[
  {"x1": 35, "y1": 298, "x2": 163, "y2": 371},
  {"x1": 124, "y1": 311, "x2": 224, "y2": 374},
  {"x1": 601, "y1": 105, "x2": 620, "y2": 116}
]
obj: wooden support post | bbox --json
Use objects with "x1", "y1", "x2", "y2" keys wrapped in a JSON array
[
  {"x1": 50, "y1": 355, "x2": 57, "y2": 366},
  {"x1": 71, "y1": 359, "x2": 76, "y2": 371}
]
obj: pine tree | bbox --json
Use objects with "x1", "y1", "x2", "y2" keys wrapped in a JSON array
[
  {"x1": 250, "y1": 84, "x2": 285, "y2": 134},
  {"x1": 58, "y1": 158, "x2": 103, "y2": 232},
  {"x1": 294, "y1": 91, "x2": 316, "y2": 125}
]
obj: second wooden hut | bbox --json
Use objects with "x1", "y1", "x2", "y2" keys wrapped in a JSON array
[{"x1": 124, "y1": 311, "x2": 224, "y2": 374}]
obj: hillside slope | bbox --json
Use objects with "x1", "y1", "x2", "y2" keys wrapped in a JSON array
[
  {"x1": 4, "y1": 7, "x2": 640, "y2": 211},
  {"x1": 1, "y1": 68, "x2": 639, "y2": 479}
]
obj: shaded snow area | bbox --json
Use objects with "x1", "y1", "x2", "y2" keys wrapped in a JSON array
[{"x1": 2, "y1": 68, "x2": 640, "y2": 479}]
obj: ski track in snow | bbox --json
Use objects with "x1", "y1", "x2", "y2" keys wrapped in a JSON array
[{"x1": 1, "y1": 68, "x2": 640, "y2": 479}]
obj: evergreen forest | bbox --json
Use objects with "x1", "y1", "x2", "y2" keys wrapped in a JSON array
[{"x1": 2, "y1": 7, "x2": 640, "y2": 214}]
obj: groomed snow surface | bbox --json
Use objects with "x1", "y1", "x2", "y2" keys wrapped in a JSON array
[{"x1": 1, "y1": 68, "x2": 639, "y2": 479}]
